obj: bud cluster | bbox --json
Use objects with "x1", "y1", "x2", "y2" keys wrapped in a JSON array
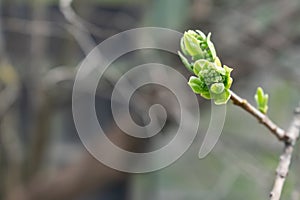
[{"x1": 178, "y1": 30, "x2": 233, "y2": 105}]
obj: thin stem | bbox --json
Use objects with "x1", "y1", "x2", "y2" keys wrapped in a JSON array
[
  {"x1": 229, "y1": 90, "x2": 288, "y2": 142},
  {"x1": 269, "y1": 105, "x2": 300, "y2": 200},
  {"x1": 229, "y1": 91, "x2": 300, "y2": 200},
  {"x1": 269, "y1": 144, "x2": 293, "y2": 200}
]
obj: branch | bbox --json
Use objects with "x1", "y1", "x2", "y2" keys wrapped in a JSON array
[
  {"x1": 269, "y1": 104, "x2": 300, "y2": 200},
  {"x1": 230, "y1": 91, "x2": 300, "y2": 200},
  {"x1": 178, "y1": 29, "x2": 300, "y2": 200},
  {"x1": 229, "y1": 90, "x2": 288, "y2": 142}
]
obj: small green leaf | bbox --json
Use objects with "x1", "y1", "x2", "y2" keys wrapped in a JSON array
[
  {"x1": 255, "y1": 87, "x2": 269, "y2": 114},
  {"x1": 200, "y1": 91, "x2": 211, "y2": 99},
  {"x1": 223, "y1": 65, "x2": 233, "y2": 89},
  {"x1": 183, "y1": 32, "x2": 204, "y2": 58},
  {"x1": 215, "y1": 65, "x2": 226, "y2": 76},
  {"x1": 224, "y1": 65, "x2": 233, "y2": 75},
  {"x1": 178, "y1": 29, "x2": 234, "y2": 105},
  {"x1": 210, "y1": 83, "x2": 225, "y2": 94},
  {"x1": 178, "y1": 51, "x2": 193, "y2": 73},
  {"x1": 188, "y1": 76, "x2": 203, "y2": 94},
  {"x1": 211, "y1": 89, "x2": 231, "y2": 105},
  {"x1": 180, "y1": 37, "x2": 189, "y2": 56},
  {"x1": 206, "y1": 32, "x2": 217, "y2": 60},
  {"x1": 214, "y1": 57, "x2": 222, "y2": 67},
  {"x1": 195, "y1": 30, "x2": 206, "y2": 39},
  {"x1": 193, "y1": 59, "x2": 207, "y2": 75}
]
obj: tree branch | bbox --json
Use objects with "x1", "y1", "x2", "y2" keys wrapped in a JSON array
[
  {"x1": 229, "y1": 91, "x2": 300, "y2": 200},
  {"x1": 230, "y1": 90, "x2": 288, "y2": 142},
  {"x1": 269, "y1": 104, "x2": 300, "y2": 200}
]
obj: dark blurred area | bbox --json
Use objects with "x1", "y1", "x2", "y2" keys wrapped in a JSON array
[{"x1": 0, "y1": 0, "x2": 300, "y2": 200}]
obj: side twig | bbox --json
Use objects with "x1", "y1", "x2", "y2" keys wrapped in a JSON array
[
  {"x1": 269, "y1": 104, "x2": 300, "y2": 200},
  {"x1": 230, "y1": 90, "x2": 288, "y2": 142},
  {"x1": 229, "y1": 91, "x2": 300, "y2": 200}
]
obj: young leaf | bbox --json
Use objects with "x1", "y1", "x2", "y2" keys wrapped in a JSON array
[
  {"x1": 210, "y1": 83, "x2": 225, "y2": 94},
  {"x1": 178, "y1": 29, "x2": 233, "y2": 105},
  {"x1": 195, "y1": 30, "x2": 206, "y2": 39},
  {"x1": 206, "y1": 32, "x2": 217, "y2": 60},
  {"x1": 212, "y1": 89, "x2": 231, "y2": 105},
  {"x1": 180, "y1": 37, "x2": 189, "y2": 56},
  {"x1": 255, "y1": 87, "x2": 269, "y2": 114},
  {"x1": 188, "y1": 76, "x2": 204, "y2": 94},
  {"x1": 178, "y1": 51, "x2": 193, "y2": 73},
  {"x1": 183, "y1": 32, "x2": 204, "y2": 58},
  {"x1": 214, "y1": 57, "x2": 222, "y2": 67}
]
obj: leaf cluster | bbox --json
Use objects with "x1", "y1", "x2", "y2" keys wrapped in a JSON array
[{"x1": 178, "y1": 30, "x2": 233, "y2": 104}]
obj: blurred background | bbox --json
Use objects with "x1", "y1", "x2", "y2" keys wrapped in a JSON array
[{"x1": 1, "y1": 0, "x2": 300, "y2": 199}]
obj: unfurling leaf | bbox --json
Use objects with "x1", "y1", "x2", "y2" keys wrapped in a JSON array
[
  {"x1": 188, "y1": 76, "x2": 205, "y2": 94},
  {"x1": 178, "y1": 51, "x2": 193, "y2": 73},
  {"x1": 183, "y1": 32, "x2": 204, "y2": 58},
  {"x1": 255, "y1": 87, "x2": 269, "y2": 114},
  {"x1": 178, "y1": 29, "x2": 234, "y2": 105},
  {"x1": 210, "y1": 83, "x2": 225, "y2": 94}
]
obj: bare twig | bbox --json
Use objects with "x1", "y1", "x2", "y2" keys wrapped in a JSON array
[
  {"x1": 269, "y1": 104, "x2": 300, "y2": 200},
  {"x1": 230, "y1": 90, "x2": 287, "y2": 142},
  {"x1": 229, "y1": 91, "x2": 300, "y2": 200}
]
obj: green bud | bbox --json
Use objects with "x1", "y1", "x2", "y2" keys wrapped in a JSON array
[
  {"x1": 255, "y1": 87, "x2": 269, "y2": 114},
  {"x1": 178, "y1": 29, "x2": 234, "y2": 105},
  {"x1": 196, "y1": 60, "x2": 224, "y2": 86},
  {"x1": 183, "y1": 32, "x2": 204, "y2": 58},
  {"x1": 201, "y1": 43, "x2": 208, "y2": 49},
  {"x1": 210, "y1": 83, "x2": 225, "y2": 94}
]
